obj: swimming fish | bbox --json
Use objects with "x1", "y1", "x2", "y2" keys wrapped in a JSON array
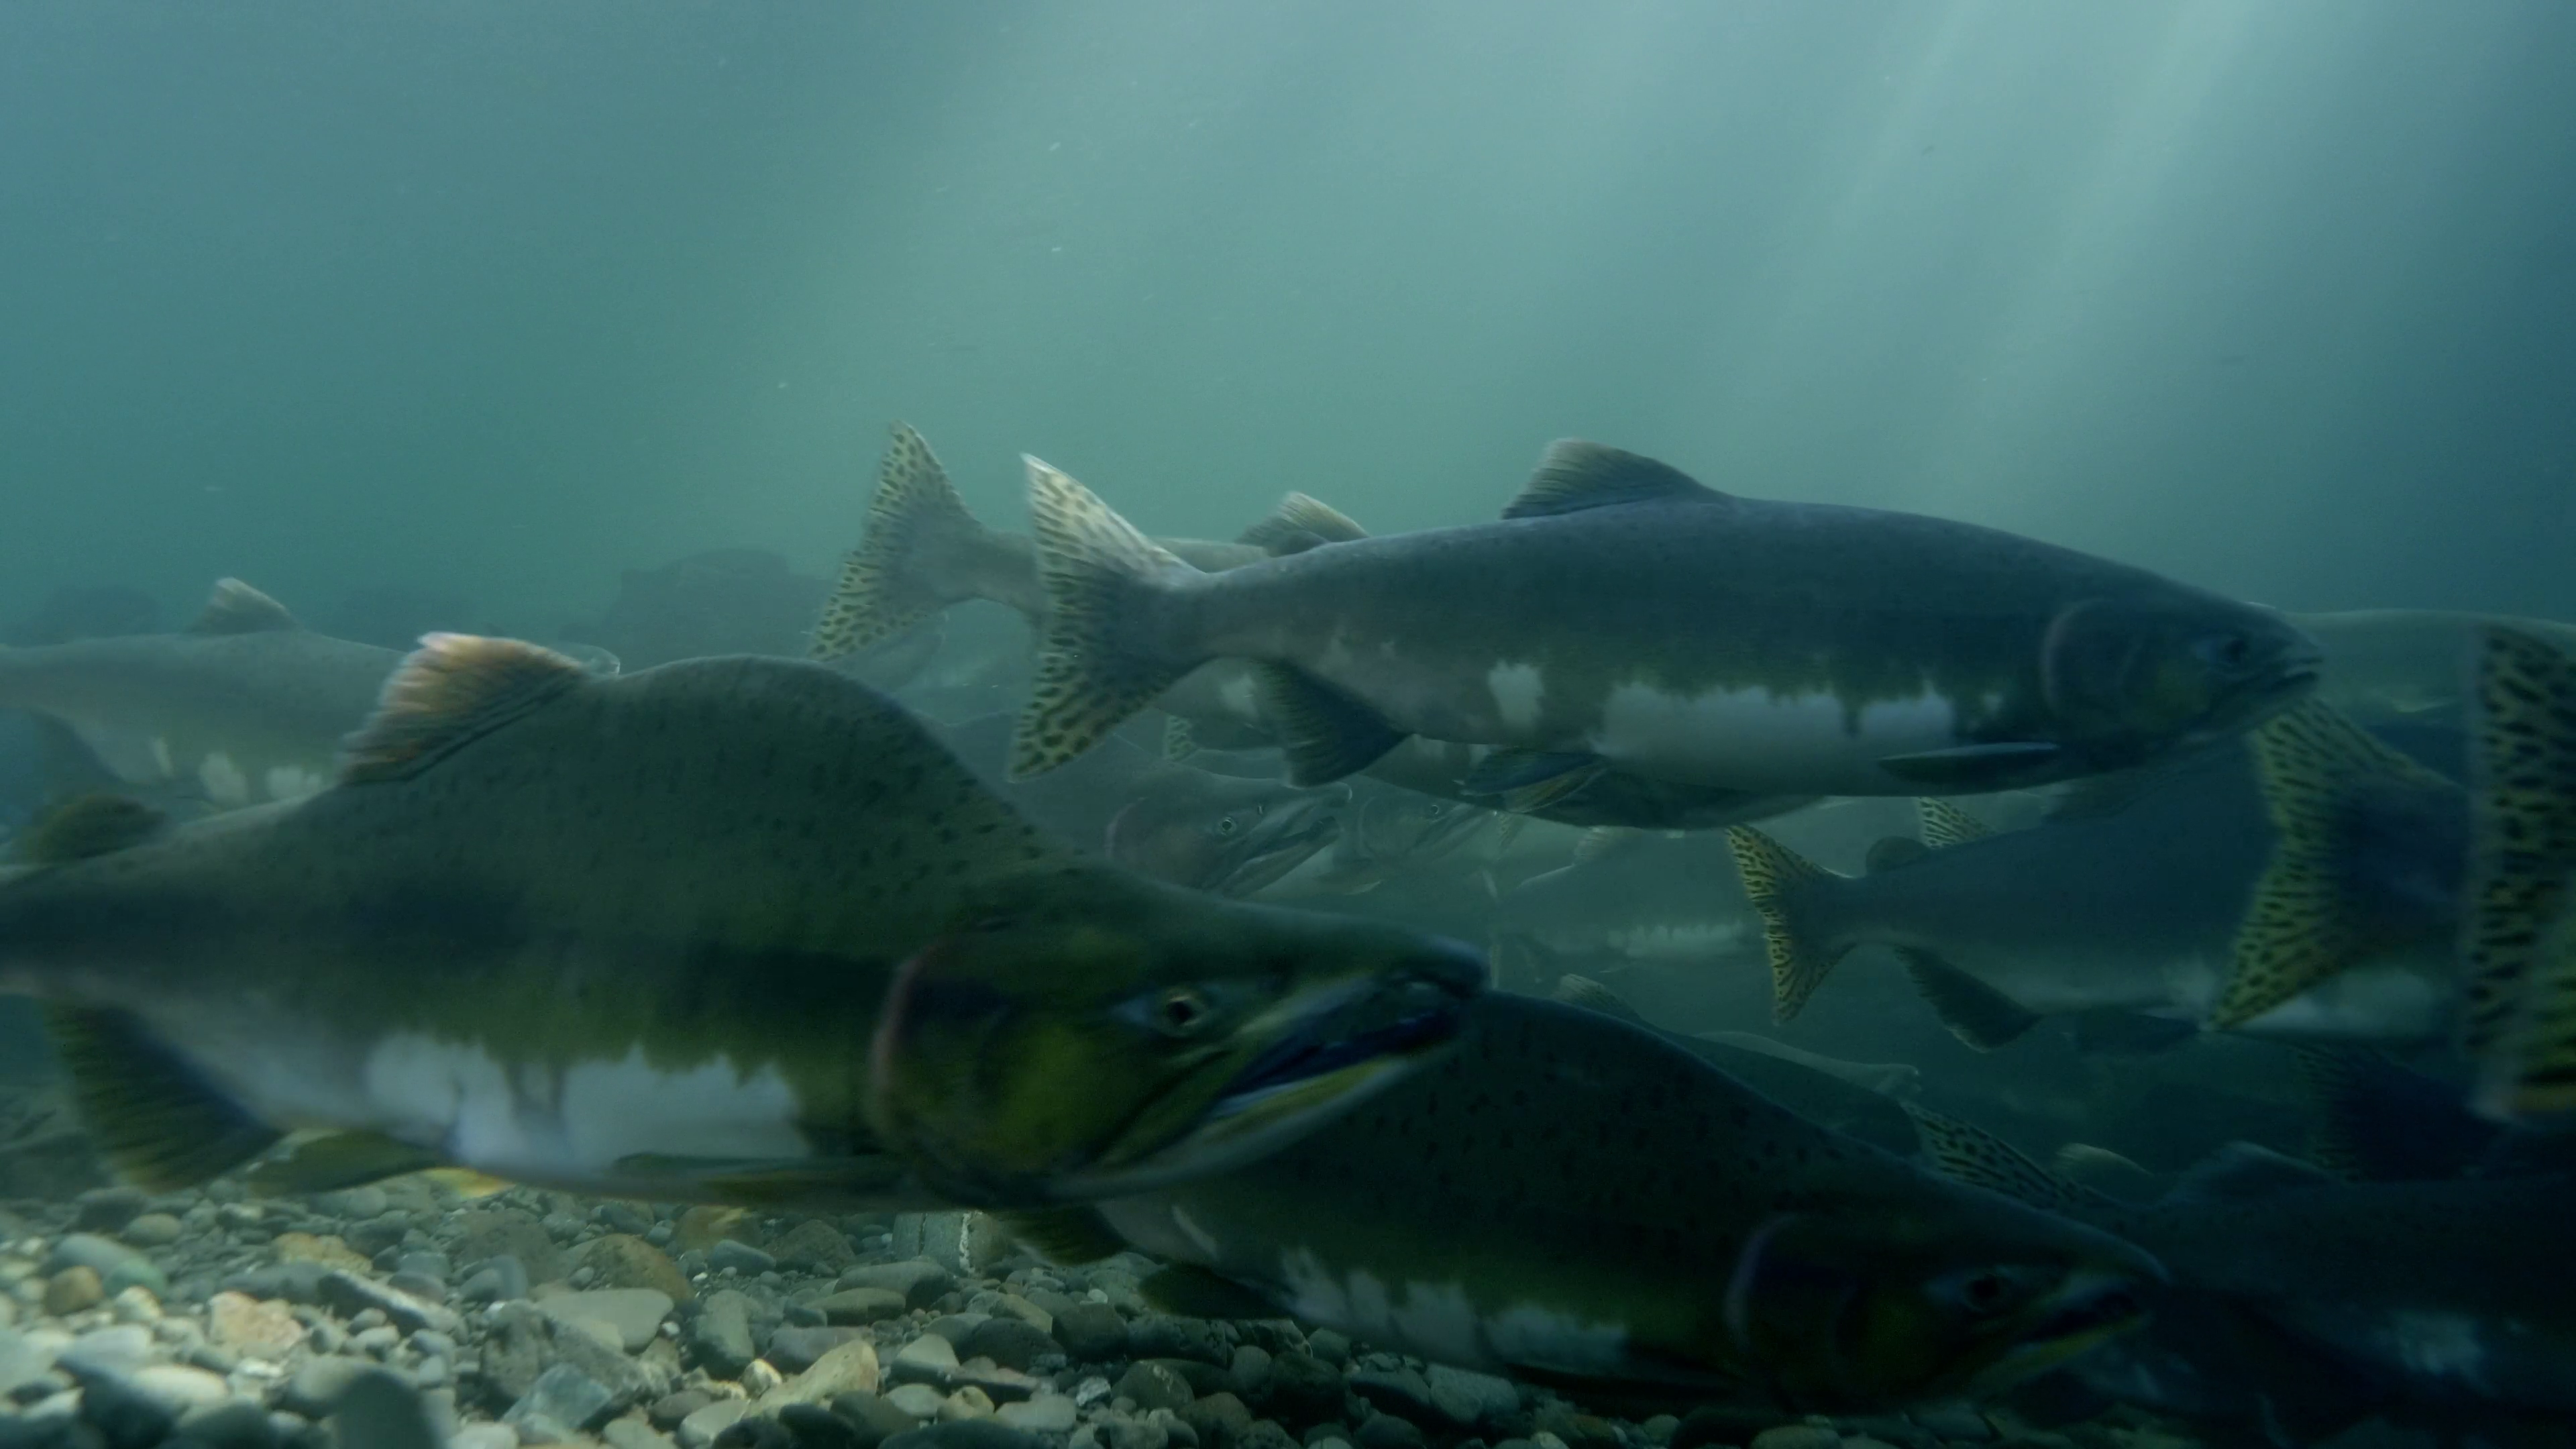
[
  {"x1": 1726, "y1": 702, "x2": 2467, "y2": 1039},
  {"x1": 811, "y1": 421, "x2": 1363, "y2": 754},
  {"x1": 0, "y1": 635, "x2": 1485, "y2": 1210},
  {"x1": 1913, "y1": 1107, "x2": 2576, "y2": 1430},
  {"x1": 1010, "y1": 443, "x2": 2322, "y2": 808},
  {"x1": 0, "y1": 580, "x2": 403, "y2": 808},
  {"x1": 1006, "y1": 996, "x2": 2159, "y2": 1412}
]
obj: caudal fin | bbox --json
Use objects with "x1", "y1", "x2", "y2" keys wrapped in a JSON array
[
  {"x1": 812, "y1": 423, "x2": 998, "y2": 661},
  {"x1": 2463, "y1": 626, "x2": 2576, "y2": 1118},
  {"x1": 1724, "y1": 826, "x2": 1853, "y2": 1022},
  {"x1": 2210, "y1": 697, "x2": 2458, "y2": 1028},
  {"x1": 1012, "y1": 458, "x2": 1206, "y2": 779}
]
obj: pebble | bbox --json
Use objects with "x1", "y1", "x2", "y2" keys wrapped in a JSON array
[
  {"x1": 708, "y1": 1240, "x2": 777, "y2": 1276},
  {"x1": 814, "y1": 1287, "x2": 911, "y2": 1326},
  {"x1": 581, "y1": 1234, "x2": 696, "y2": 1301},
  {"x1": 1911, "y1": 1409, "x2": 1994, "y2": 1443},
  {"x1": 1355, "y1": 1416, "x2": 1425, "y2": 1449},
  {"x1": 272, "y1": 1232, "x2": 374, "y2": 1275},
  {"x1": 540, "y1": 1287, "x2": 676, "y2": 1352},
  {"x1": 173, "y1": 1397, "x2": 282, "y2": 1448},
  {"x1": 685, "y1": 1292, "x2": 759, "y2": 1378},
  {"x1": 888, "y1": 1383, "x2": 949, "y2": 1419},
  {"x1": 759, "y1": 1339, "x2": 883, "y2": 1409},
  {"x1": 768, "y1": 1220, "x2": 859, "y2": 1275},
  {"x1": 73, "y1": 1188, "x2": 148, "y2": 1234},
  {"x1": 1265, "y1": 1353, "x2": 1342, "y2": 1427},
  {"x1": 892, "y1": 1332, "x2": 960, "y2": 1382},
  {"x1": 458, "y1": 1254, "x2": 530, "y2": 1305},
  {"x1": 1750, "y1": 1429, "x2": 1841, "y2": 1449},
  {"x1": 958, "y1": 1317, "x2": 1059, "y2": 1371},
  {"x1": 1128, "y1": 1316, "x2": 1228, "y2": 1366},
  {"x1": 508, "y1": 1362, "x2": 617, "y2": 1436},
  {"x1": 205, "y1": 1292, "x2": 304, "y2": 1361},
  {"x1": 42, "y1": 1266, "x2": 103, "y2": 1316},
  {"x1": 119, "y1": 1214, "x2": 183, "y2": 1248},
  {"x1": 766, "y1": 1324, "x2": 867, "y2": 1374},
  {"x1": 452, "y1": 1426, "x2": 522, "y2": 1449},
  {"x1": 1115, "y1": 1361, "x2": 1195, "y2": 1413},
  {"x1": 1424, "y1": 1365, "x2": 1519, "y2": 1430},
  {"x1": 605, "y1": 1416, "x2": 682, "y2": 1449},
  {"x1": 839, "y1": 1260, "x2": 954, "y2": 1309},
  {"x1": 1180, "y1": 1391, "x2": 1253, "y2": 1449},
  {"x1": 941, "y1": 1385, "x2": 998, "y2": 1421},
  {"x1": 277, "y1": 1354, "x2": 386, "y2": 1419},
  {"x1": 881, "y1": 1422, "x2": 1048, "y2": 1449},
  {"x1": 678, "y1": 1398, "x2": 750, "y2": 1449}
]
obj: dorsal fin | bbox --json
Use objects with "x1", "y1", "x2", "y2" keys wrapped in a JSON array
[
  {"x1": 1551, "y1": 973, "x2": 1650, "y2": 1025},
  {"x1": 1915, "y1": 798, "x2": 1993, "y2": 849},
  {"x1": 20, "y1": 794, "x2": 171, "y2": 864},
  {"x1": 188, "y1": 578, "x2": 300, "y2": 635},
  {"x1": 2161, "y1": 1142, "x2": 2337, "y2": 1205},
  {"x1": 1904, "y1": 1104, "x2": 2117, "y2": 1219},
  {"x1": 1238, "y1": 493, "x2": 1368, "y2": 553},
  {"x1": 1503, "y1": 441, "x2": 1727, "y2": 520},
  {"x1": 340, "y1": 634, "x2": 588, "y2": 784}
]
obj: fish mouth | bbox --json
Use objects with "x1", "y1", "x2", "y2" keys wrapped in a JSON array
[
  {"x1": 1964, "y1": 1267, "x2": 2155, "y2": 1396},
  {"x1": 1210, "y1": 797, "x2": 1346, "y2": 897},
  {"x1": 1060, "y1": 938, "x2": 1486, "y2": 1197},
  {"x1": 1352, "y1": 794, "x2": 1491, "y2": 864},
  {"x1": 1213, "y1": 949, "x2": 1483, "y2": 1112}
]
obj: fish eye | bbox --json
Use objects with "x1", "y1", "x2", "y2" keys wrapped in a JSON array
[
  {"x1": 1215, "y1": 815, "x2": 1240, "y2": 837},
  {"x1": 1424, "y1": 803, "x2": 1448, "y2": 818},
  {"x1": 1155, "y1": 987, "x2": 1212, "y2": 1035},
  {"x1": 1932, "y1": 1266, "x2": 2030, "y2": 1318},
  {"x1": 2194, "y1": 631, "x2": 2256, "y2": 673}
]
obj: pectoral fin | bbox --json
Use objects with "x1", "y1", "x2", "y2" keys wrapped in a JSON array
[
  {"x1": 1898, "y1": 949, "x2": 2041, "y2": 1051},
  {"x1": 1254, "y1": 665, "x2": 1406, "y2": 786},
  {"x1": 1460, "y1": 750, "x2": 1609, "y2": 815},
  {"x1": 1876, "y1": 742, "x2": 2065, "y2": 788},
  {"x1": 45, "y1": 1006, "x2": 281, "y2": 1192}
]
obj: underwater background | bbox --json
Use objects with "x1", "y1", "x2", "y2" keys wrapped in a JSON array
[{"x1": 4, "y1": 0, "x2": 2571, "y2": 633}]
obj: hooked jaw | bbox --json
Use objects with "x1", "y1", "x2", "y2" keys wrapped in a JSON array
[
  {"x1": 1958, "y1": 1263, "x2": 2158, "y2": 1397},
  {"x1": 1058, "y1": 935, "x2": 1489, "y2": 1198}
]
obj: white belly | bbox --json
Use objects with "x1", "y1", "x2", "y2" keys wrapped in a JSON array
[{"x1": 1591, "y1": 683, "x2": 1965, "y2": 792}]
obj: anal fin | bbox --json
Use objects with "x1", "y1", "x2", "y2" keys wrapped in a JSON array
[
  {"x1": 1140, "y1": 1263, "x2": 1285, "y2": 1320},
  {"x1": 1898, "y1": 949, "x2": 2040, "y2": 1051},
  {"x1": 1252, "y1": 665, "x2": 1405, "y2": 786},
  {"x1": 45, "y1": 1006, "x2": 280, "y2": 1191},
  {"x1": 608, "y1": 1151, "x2": 921, "y2": 1208},
  {"x1": 247, "y1": 1130, "x2": 445, "y2": 1197},
  {"x1": 999, "y1": 1205, "x2": 1129, "y2": 1265}
]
